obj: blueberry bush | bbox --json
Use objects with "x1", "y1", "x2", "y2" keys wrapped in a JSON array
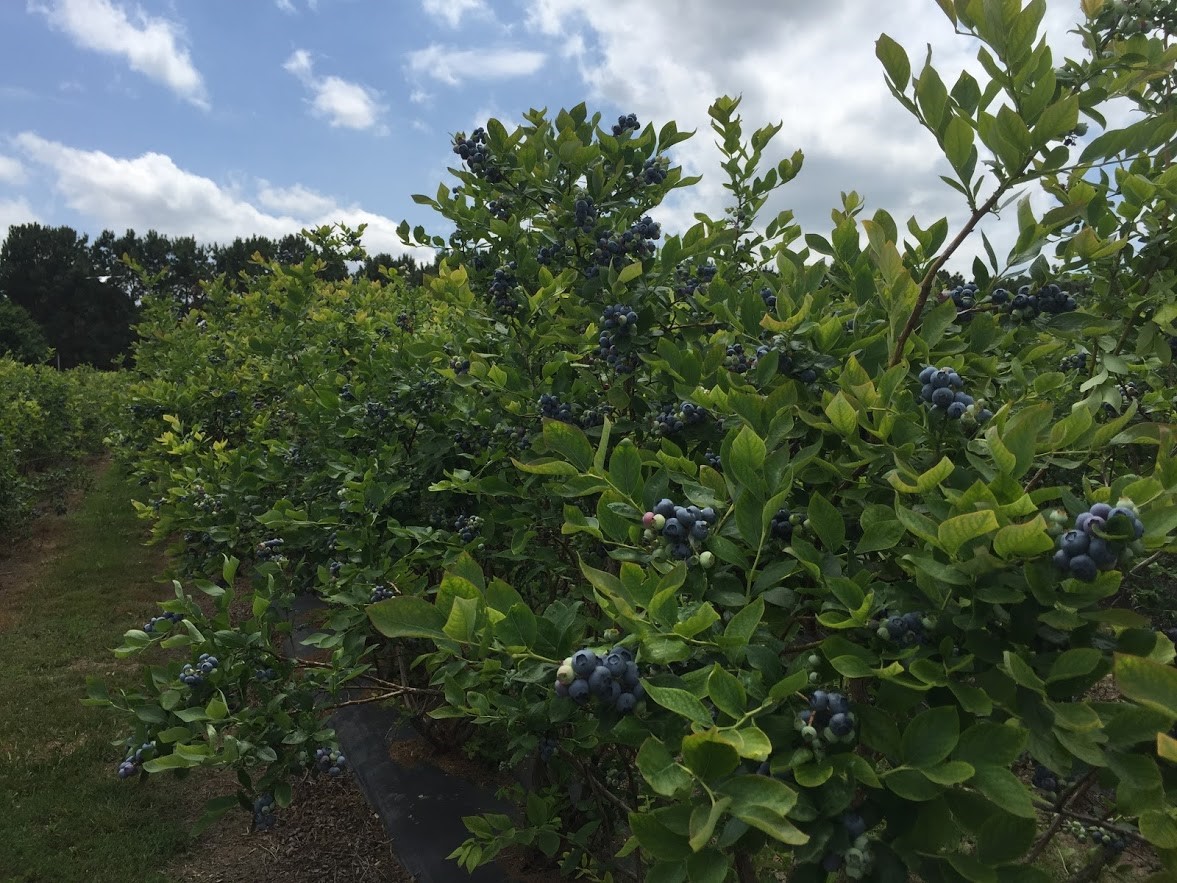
[
  {"x1": 0, "y1": 356, "x2": 123, "y2": 535},
  {"x1": 90, "y1": 1, "x2": 1177, "y2": 880}
]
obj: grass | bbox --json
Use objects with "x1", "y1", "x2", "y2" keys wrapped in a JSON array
[{"x1": 0, "y1": 462, "x2": 193, "y2": 883}]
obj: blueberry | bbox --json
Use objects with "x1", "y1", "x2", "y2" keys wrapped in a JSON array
[
  {"x1": 568, "y1": 679, "x2": 590, "y2": 704},
  {"x1": 571, "y1": 649, "x2": 599, "y2": 677},
  {"x1": 931, "y1": 387, "x2": 955, "y2": 409},
  {"x1": 827, "y1": 693, "x2": 850, "y2": 715},
  {"x1": 1068, "y1": 555, "x2": 1098, "y2": 581},
  {"x1": 919, "y1": 366, "x2": 935, "y2": 384},
  {"x1": 610, "y1": 645, "x2": 634, "y2": 663},
  {"x1": 931, "y1": 370, "x2": 952, "y2": 389},
  {"x1": 921, "y1": 384, "x2": 935, "y2": 403},
  {"x1": 829, "y1": 713, "x2": 853, "y2": 736},
  {"x1": 810, "y1": 690, "x2": 829, "y2": 711},
  {"x1": 674, "y1": 507, "x2": 696, "y2": 527},
  {"x1": 1087, "y1": 537, "x2": 1117, "y2": 568},
  {"x1": 662, "y1": 517, "x2": 685, "y2": 539},
  {"x1": 588, "y1": 665, "x2": 614, "y2": 696},
  {"x1": 622, "y1": 661, "x2": 640, "y2": 687},
  {"x1": 616, "y1": 692, "x2": 637, "y2": 713},
  {"x1": 653, "y1": 498, "x2": 676, "y2": 518},
  {"x1": 1059, "y1": 529, "x2": 1089, "y2": 556},
  {"x1": 946, "y1": 402, "x2": 966, "y2": 419},
  {"x1": 843, "y1": 813, "x2": 867, "y2": 838},
  {"x1": 699, "y1": 507, "x2": 717, "y2": 524},
  {"x1": 690, "y1": 521, "x2": 709, "y2": 540},
  {"x1": 1089, "y1": 502, "x2": 1112, "y2": 520},
  {"x1": 603, "y1": 652, "x2": 627, "y2": 677}
]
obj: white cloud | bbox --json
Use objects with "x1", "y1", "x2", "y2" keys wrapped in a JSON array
[
  {"x1": 29, "y1": 0, "x2": 208, "y2": 109},
  {"x1": 276, "y1": 0, "x2": 296, "y2": 12},
  {"x1": 12, "y1": 133, "x2": 431, "y2": 260},
  {"x1": 0, "y1": 155, "x2": 26, "y2": 185},
  {"x1": 0, "y1": 198, "x2": 40, "y2": 239},
  {"x1": 520, "y1": 0, "x2": 1089, "y2": 272},
  {"x1": 283, "y1": 49, "x2": 386, "y2": 131},
  {"x1": 421, "y1": 0, "x2": 490, "y2": 28},
  {"x1": 406, "y1": 44, "x2": 546, "y2": 86}
]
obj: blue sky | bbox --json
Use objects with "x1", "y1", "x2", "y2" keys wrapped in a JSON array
[{"x1": 0, "y1": 1, "x2": 1104, "y2": 266}]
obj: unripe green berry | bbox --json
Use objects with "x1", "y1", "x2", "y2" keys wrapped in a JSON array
[{"x1": 699, "y1": 550, "x2": 715, "y2": 569}]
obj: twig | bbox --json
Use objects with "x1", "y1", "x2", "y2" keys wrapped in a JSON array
[{"x1": 1026, "y1": 769, "x2": 1098, "y2": 863}]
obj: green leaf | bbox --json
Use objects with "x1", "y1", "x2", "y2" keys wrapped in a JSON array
[
  {"x1": 707, "y1": 666, "x2": 747, "y2": 719},
  {"x1": 643, "y1": 682, "x2": 714, "y2": 727},
  {"x1": 718, "y1": 776, "x2": 806, "y2": 845},
  {"x1": 876, "y1": 34, "x2": 911, "y2": 87},
  {"x1": 857, "y1": 504, "x2": 906, "y2": 553},
  {"x1": 729, "y1": 425, "x2": 766, "y2": 490},
  {"x1": 1049, "y1": 649, "x2": 1103, "y2": 683},
  {"x1": 807, "y1": 492, "x2": 844, "y2": 551},
  {"x1": 1115, "y1": 653, "x2": 1177, "y2": 717},
  {"x1": 824, "y1": 391, "x2": 858, "y2": 436},
  {"x1": 608, "y1": 439, "x2": 643, "y2": 499},
  {"x1": 883, "y1": 768, "x2": 944, "y2": 801},
  {"x1": 368, "y1": 596, "x2": 450, "y2": 643},
  {"x1": 901, "y1": 706, "x2": 959, "y2": 768},
  {"x1": 971, "y1": 766, "x2": 1036, "y2": 818},
  {"x1": 542, "y1": 420, "x2": 594, "y2": 471},
  {"x1": 955, "y1": 723, "x2": 1027, "y2": 767},
  {"x1": 993, "y1": 516, "x2": 1055, "y2": 558},
  {"x1": 686, "y1": 849, "x2": 730, "y2": 883},
  {"x1": 688, "y1": 797, "x2": 732, "y2": 851},
  {"x1": 637, "y1": 738, "x2": 694, "y2": 798},
  {"x1": 617, "y1": 261, "x2": 643, "y2": 284},
  {"x1": 1139, "y1": 809, "x2": 1177, "y2": 849},
  {"x1": 630, "y1": 811, "x2": 693, "y2": 862},
  {"x1": 977, "y1": 812, "x2": 1036, "y2": 864},
  {"x1": 681, "y1": 732, "x2": 741, "y2": 782},
  {"x1": 938, "y1": 510, "x2": 999, "y2": 556}
]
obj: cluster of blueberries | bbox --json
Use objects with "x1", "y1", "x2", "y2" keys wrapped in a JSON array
[
  {"x1": 992, "y1": 282, "x2": 1077, "y2": 320},
  {"x1": 770, "y1": 507, "x2": 796, "y2": 542},
  {"x1": 314, "y1": 746, "x2": 348, "y2": 777},
  {"x1": 611, "y1": 113, "x2": 640, "y2": 137},
  {"x1": 555, "y1": 645, "x2": 644, "y2": 713},
  {"x1": 449, "y1": 356, "x2": 471, "y2": 375},
  {"x1": 640, "y1": 156, "x2": 668, "y2": 185},
  {"x1": 1063, "y1": 818, "x2": 1129, "y2": 852},
  {"x1": 454, "y1": 514, "x2": 483, "y2": 544},
  {"x1": 724, "y1": 343, "x2": 754, "y2": 374},
  {"x1": 1051, "y1": 499, "x2": 1145, "y2": 582},
  {"x1": 760, "y1": 286, "x2": 778, "y2": 309},
  {"x1": 539, "y1": 393, "x2": 576, "y2": 423},
  {"x1": 180, "y1": 653, "x2": 219, "y2": 687},
  {"x1": 116, "y1": 741, "x2": 156, "y2": 779},
  {"x1": 674, "y1": 262, "x2": 719, "y2": 299},
  {"x1": 370, "y1": 584, "x2": 396, "y2": 604},
  {"x1": 797, "y1": 690, "x2": 856, "y2": 742},
  {"x1": 489, "y1": 263, "x2": 519, "y2": 315},
  {"x1": 143, "y1": 610, "x2": 184, "y2": 633},
  {"x1": 254, "y1": 666, "x2": 278, "y2": 682},
  {"x1": 256, "y1": 538, "x2": 285, "y2": 561},
  {"x1": 755, "y1": 342, "x2": 819, "y2": 384},
  {"x1": 596, "y1": 303, "x2": 639, "y2": 373},
  {"x1": 819, "y1": 812, "x2": 874, "y2": 879},
  {"x1": 587, "y1": 217, "x2": 662, "y2": 276},
  {"x1": 486, "y1": 198, "x2": 511, "y2": 222},
  {"x1": 642, "y1": 499, "x2": 719, "y2": 561},
  {"x1": 452, "y1": 127, "x2": 504, "y2": 183},
  {"x1": 875, "y1": 610, "x2": 933, "y2": 647},
  {"x1": 704, "y1": 450, "x2": 722, "y2": 471},
  {"x1": 1118, "y1": 380, "x2": 1142, "y2": 401},
  {"x1": 1061, "y1": 351, "x2": 1089, "y2": 372},
  {"x1": 574, "y1": 196, "x2": 598, "y2": 232},
  {"x1": 654, "y1": 401, "x2": 709, "y2": 436},
  {"x1": 395, "y1": 311, "x2": 413, "y2": 332},
  {"x1": 253, "y1": 793, "x2": 277, "y2": 831},
  {"x1": 918, "y1": 365, "x2": 993, "y2": 422},
  {"x1": 536, "y1": 243, "x2": 565, "y2": 265},
  {"x1": 943, "y1": 282, "x2": 981, "y2": 320}
]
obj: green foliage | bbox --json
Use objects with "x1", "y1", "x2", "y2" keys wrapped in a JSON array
[
  {"x1": 98, "y1": 2, "x2": 1177, "y2": 881},
  {"x1": 0, "y1": 296, "x2": 49, "y2": 364},
  {"x1": 0, "y1": 357, "x2": 124, "y2": 535}
]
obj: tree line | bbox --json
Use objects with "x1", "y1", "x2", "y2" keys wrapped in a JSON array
[{"x1": 0, "y1": 223, "x2": 438, "y2": 369}]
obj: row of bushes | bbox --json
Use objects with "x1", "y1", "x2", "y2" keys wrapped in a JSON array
[
  {"x1": 92, "y1": 3, "x2": 1177, "y2": 882},
  {"x1": 0, "y1": 357, "x2": 124, "y2": 536}
]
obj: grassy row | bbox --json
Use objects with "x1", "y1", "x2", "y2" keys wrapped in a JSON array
[{"x1": 0, "y1": 463, "x2": 192, "y2": 883}]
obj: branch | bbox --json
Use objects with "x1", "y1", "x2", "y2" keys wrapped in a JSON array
[
  {"x1": 1026, "y1": 768, "x2": 1098, "y2": 863},
  {"x1": 889, "y1": 178, "x2": 1019, "y2": 367}
]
